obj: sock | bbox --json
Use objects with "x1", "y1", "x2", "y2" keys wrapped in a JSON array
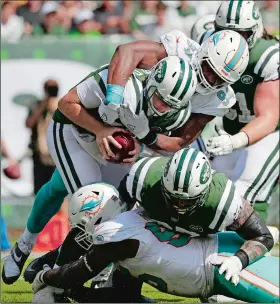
[
  {"x1": 19, "y1": 227, "x2": 38, "y2": 245},
  {"x1": 26, "y1": 169, "x2": 68, "y2": 233}
]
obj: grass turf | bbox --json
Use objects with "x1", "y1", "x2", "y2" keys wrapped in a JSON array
[{"x1": 1, "y1": 258, "x2": 199, "y2": 303}]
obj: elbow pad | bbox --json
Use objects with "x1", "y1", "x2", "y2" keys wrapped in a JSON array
[{"x1": 236, "y1": 211, "x2": 274, "y2": 251}]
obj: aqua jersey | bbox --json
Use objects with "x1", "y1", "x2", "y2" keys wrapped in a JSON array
[
  {"x1": 52, "y1": 64, "x2": 190, "y2": 136},
  {"x1": 199, "y1": 32, "x2": 279, "y2": 134},
  {"x1": 124, "y1": 156, "x2": 241, "y2": 236}
]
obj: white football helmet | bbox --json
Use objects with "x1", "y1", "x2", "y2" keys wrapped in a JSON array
[
  {"x1": 215, "y1": 0, "x2": 263, "y2": 49},
  {"x1": 191, "y1": 30, "x2": 249, "y2": 95},
  {"x1": 191, "y1": 14, "x2": 215, "y2": 42},
  {"x1": 161, "y1": 148, "x2": 212, "y2": 218},
  {"x1": 68, "y1": 183, "x2": 127, "y2": 250},
  {"x1": 145, "y1": 56, "x2": 197, "y2": 116}
]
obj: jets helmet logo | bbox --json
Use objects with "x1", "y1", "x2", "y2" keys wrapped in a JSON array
[
  {"x1": 200, "y1": 162, "x2": 211, "y2": 184},
  {"x1": 154, "y1": 60, "x2": 167, "y2": 83}
]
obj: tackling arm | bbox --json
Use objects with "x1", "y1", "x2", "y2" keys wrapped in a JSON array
[
  {"x1": 227, "y1": 199, "x2": 274, "y2": 268},
  {"x1": 38, "y1": 239, "x2": 139, "y2": 290},
  {"x1": 107, "y1": 41, "x2": 167, "y2": 87}
]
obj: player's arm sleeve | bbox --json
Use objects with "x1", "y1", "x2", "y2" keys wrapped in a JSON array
[
  {"x1": 254, "y1": 45, "x2": 279, "y2": 81},
  {"x1": 227, "y1": 198, "x2": 274, "y2": 269},
  {"x1": 76, "y1": 74, "x2": 104, "y2": 109},
  {"x1": 41, "y1": 240, "x2": 139, "y2": 289},
  {"x1": 191, "y1": 86, "x2": 236, "y2": 117}
]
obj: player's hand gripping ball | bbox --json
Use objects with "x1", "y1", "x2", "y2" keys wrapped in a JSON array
[{"x1": 108, "y1": 132, "x2": 135, "y2": 163}]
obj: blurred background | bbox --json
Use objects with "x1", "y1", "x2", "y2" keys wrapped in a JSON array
[{"x1": 1, "y1": 0, "x2": 279, "y2": 252}]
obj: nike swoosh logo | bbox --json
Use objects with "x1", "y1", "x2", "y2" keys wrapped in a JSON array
[{"x1": 13, "y1": 250, "x2": 22, "y2": 263}]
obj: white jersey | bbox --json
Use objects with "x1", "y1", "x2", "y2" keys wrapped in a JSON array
[
  {"x1": 160, "y1": 30, "x2": 236, "y2": 117},
  {"x1": 92, "y1": 209, "x2": 217, "y2": 299}
]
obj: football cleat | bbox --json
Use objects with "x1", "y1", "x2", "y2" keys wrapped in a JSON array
[
  {"x1": 2, "y1": 241, "x2": 31, "y2": 284},
  {"x1": 24, "y1": 247, "x2": 60, "y2": 283}
]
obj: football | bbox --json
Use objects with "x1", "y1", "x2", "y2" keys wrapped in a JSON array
[{"x1": 108, "y1": 132, "x2": 135, "y2": 163}]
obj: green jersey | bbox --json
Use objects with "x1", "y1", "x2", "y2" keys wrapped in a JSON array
[
  {"x1": 122, "y1": 156, "x2": 241, "y2": 236},
  {"x1": 52, "y1": 64, "x2": 190, "y2": 136},
  {"x1": 223, "y1": 38, "x2": 279, "y2": 134}
]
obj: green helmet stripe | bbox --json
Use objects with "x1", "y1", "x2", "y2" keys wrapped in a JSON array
[
  {"x1": 132, "y1": 157, "x2": 151, "y2": 198},
  {"x1": 235, "y1": 0, "x2": 243, "y2": 24},
  {"x1": 174, "y1": 149, "x2": 189, "y2": 191},
  {"x1": 170, "y1": 58, "x2": 185, "y2": 98},
  {"x1": 183, "y1": 149, "x2": 200, "y2": 192},
  {"x1": 178, "y1": 65, "x2": 192, "y2": 101},
  {"x1": 226, "y1": 0, "x2": 234, "y2": 24}
]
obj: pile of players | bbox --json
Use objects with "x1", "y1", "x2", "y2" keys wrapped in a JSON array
[{"x1": 2, "y1": 1, "x2": 279, "y2": 303}]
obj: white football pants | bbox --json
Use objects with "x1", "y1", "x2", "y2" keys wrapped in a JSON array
[{"x1": 47, "y1": 120, "x2": 131, "y2": 194}]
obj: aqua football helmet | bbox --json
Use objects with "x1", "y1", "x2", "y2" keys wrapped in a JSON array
[
  {"x1": 69, "y1": 183, "x2": 127, "y2": 250},
  {"x1": 190, "y1": 30, "x2": 249, "y2": 95}
]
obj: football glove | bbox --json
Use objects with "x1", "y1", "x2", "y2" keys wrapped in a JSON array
[
  {"x1": 119, "y1": 104, "x2": 150, "y2": 140},
  {"x1": 212, "y1": 255, "x2": 242, "y2": 286},
  {"x1": 206, "y1": 126, "x2": 248, "y2": 156},
  {"x1": 98, "y1": 101, "x2": 120, "y2": 125},
  {"x1": 32, "y1": 265, "x2": 50, "y2": 294}
]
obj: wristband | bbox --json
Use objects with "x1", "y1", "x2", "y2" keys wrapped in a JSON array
[
  {"x1": 234, "y1": 249, "x2": 249, "y2": 269},
  {"x1": 105, "y1": 84, "x2": 124, "y2": 106},
  {"x1": 232, "y1": 132, "x2": 249, "y2": 150},
  {"x1": 141, "y1": 131, "x2": 158, "y2": 146},
  {"x1": 141, "y1": 143, "x2": 145, "y2": 153}
]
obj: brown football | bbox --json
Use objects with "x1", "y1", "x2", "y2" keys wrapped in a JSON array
[{"x1": 108, "y1": 132, "x2": 135, "y2": 163}]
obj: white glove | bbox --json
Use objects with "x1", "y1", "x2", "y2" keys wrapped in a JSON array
[
  {"x1": 119, "y1": 104, "x2": 150, "y2": 140},
  {"x1": 212, "y1": 255, "x2": 242, "y2": 286},
  {"x1": 98, "y1": 101, "x2": 120, "y2": 125},
  {"x1": 206, "y1": 126, "x2": 248, "y2": 156},
  {"x1": 32, "y1": 265, "x2": 51, "y2": 294}
]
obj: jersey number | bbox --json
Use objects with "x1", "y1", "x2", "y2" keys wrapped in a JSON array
[
  {"x1": 145, "y1": 222, "x2": 190, "y2": 247},
  {"x1": 119, "y1": 266, "x2": 168, "y2": 293},
  {"x1": 225, "y1": 93, "x2": 255, "y2": 123}
]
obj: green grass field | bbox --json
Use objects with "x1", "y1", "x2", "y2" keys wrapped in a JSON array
[{"x1": 1, "y1": 258, "x2": 199, "y2": 303}]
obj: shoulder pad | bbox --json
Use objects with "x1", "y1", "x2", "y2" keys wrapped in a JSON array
[
  {"x1": 92, "y1": 210, "x2": 145, "y2": 244},
  {"x1": 254, "y1": 42, "x2": 279, "y2": 81}
]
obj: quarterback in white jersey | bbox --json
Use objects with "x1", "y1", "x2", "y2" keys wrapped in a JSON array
[{"x1": 32, "y1": 208, "x2": 279, "y2": 303}]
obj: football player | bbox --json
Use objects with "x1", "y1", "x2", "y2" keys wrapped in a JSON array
[
  {"x1": 31, "y1": 182, "x2": 279, "y2": 303},
  {"x1": 190, "y1": 14, "x2": 215, "y2": 41},
  {"x1": 2, "y1": 56, "x2": 197, "y2": 285},
  {"x1": 198, "y1": 1, "x2": 279, "y2": 230}
]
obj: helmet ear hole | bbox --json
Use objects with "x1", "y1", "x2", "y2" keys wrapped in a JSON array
[{"x1": 92, "y1": 191, "x2": 99, "y2": 195}]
